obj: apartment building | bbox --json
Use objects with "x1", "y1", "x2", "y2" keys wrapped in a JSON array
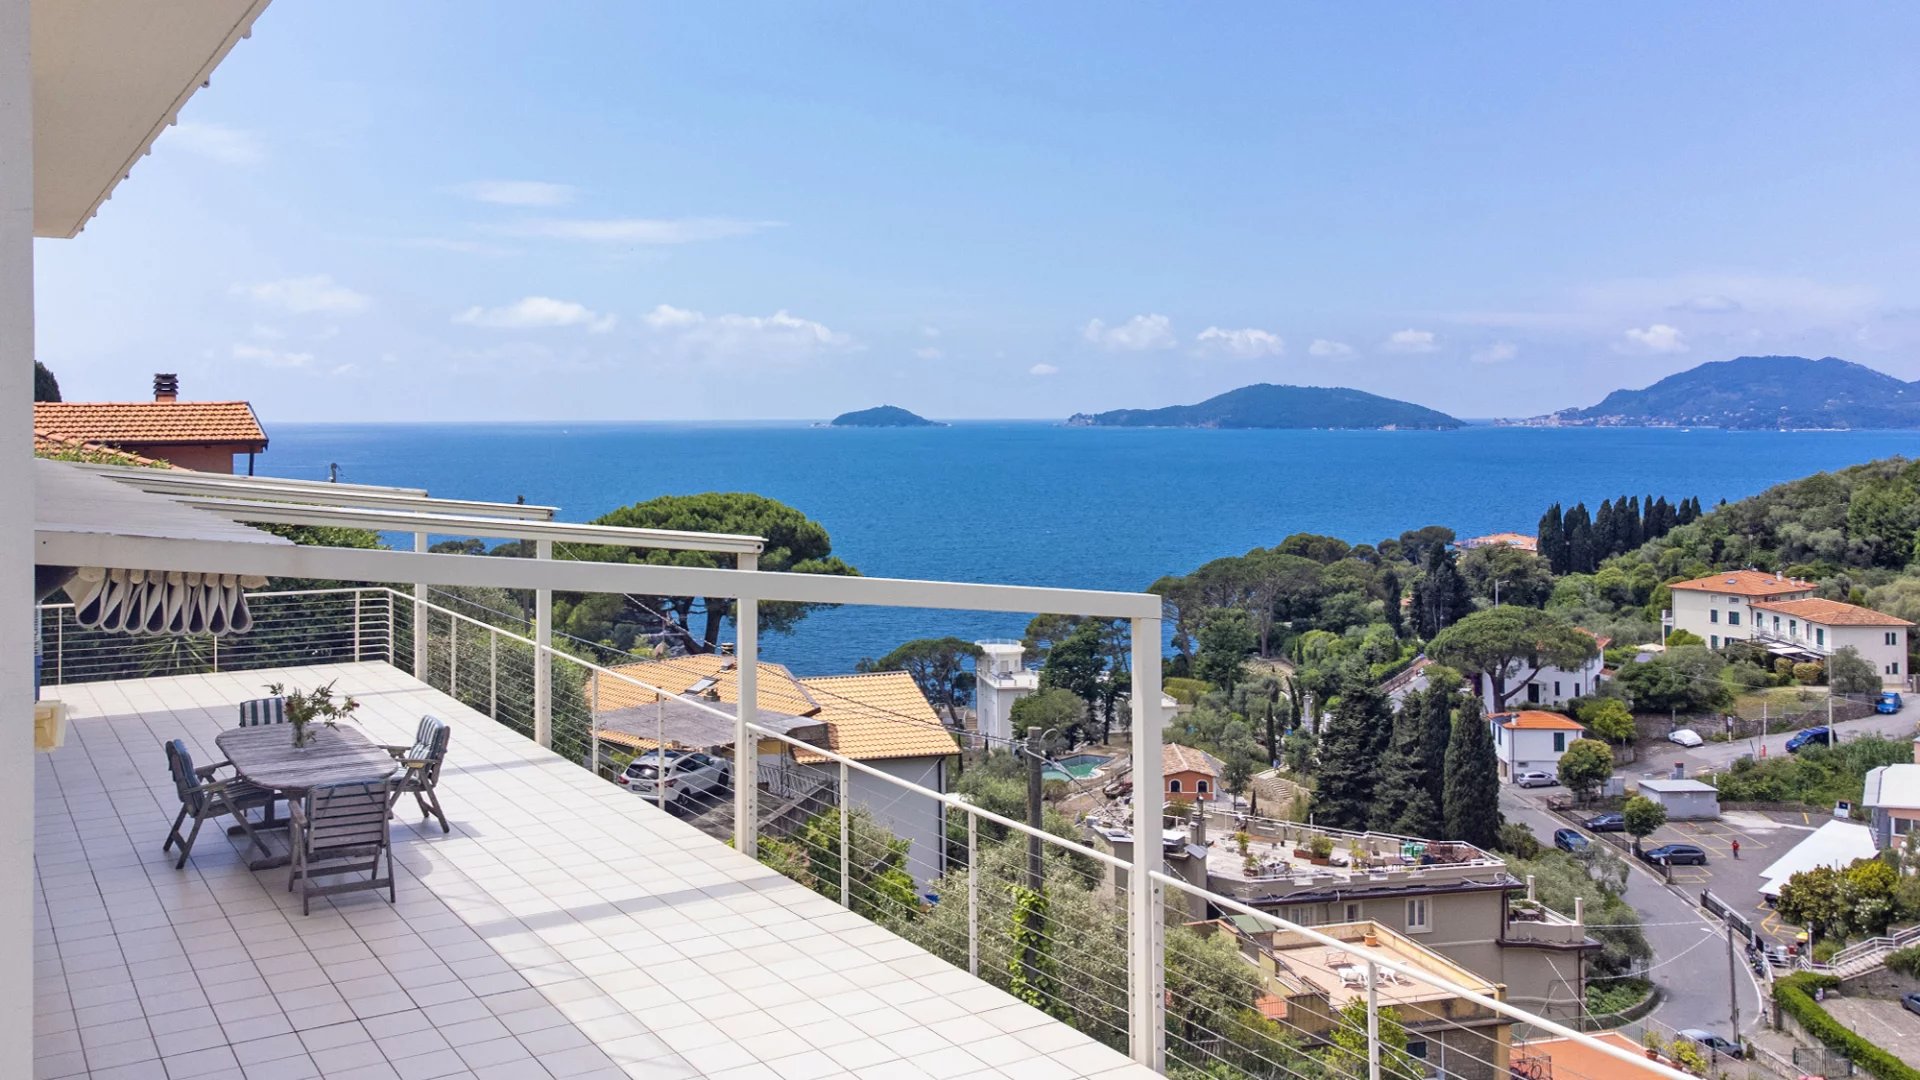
[{"x1": 1664, "y1": 569, "x2": 1815, "y2": 648}]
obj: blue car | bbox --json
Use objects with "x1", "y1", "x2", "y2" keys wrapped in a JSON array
[
  {"x1": 1786, "y1": 727, "x2": 1831, "y2": 753},
  {"x1": 1879, "y1": 691, "x2": 1904, "y2": 714}
]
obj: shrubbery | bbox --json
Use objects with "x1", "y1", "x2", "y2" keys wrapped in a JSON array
[
  {"x1": 1774, "y1": 973, "x2": 1920, "y2": 1080},
  {"x1": 1709, "y1": 736, "x2": 1910, "y2": 808}
]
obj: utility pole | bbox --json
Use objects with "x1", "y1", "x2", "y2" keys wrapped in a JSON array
[
  {"x1": 1726, "y1": 921, "x2": 1741, "y2": 1044},
  {"x1": 1022, "y1": 726, "x2": 1048, "y2": 993}
]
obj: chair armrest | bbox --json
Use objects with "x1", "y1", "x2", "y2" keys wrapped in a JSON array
[
  {"x1": 399, "y1": 759, "x2": 428, "y2": 770},
  {"x1": 382, "y1": 745, "x2": 410, "y2": 759},
  {"x1": 193, "y1": 760, "x2": 236, "y2": 779}
]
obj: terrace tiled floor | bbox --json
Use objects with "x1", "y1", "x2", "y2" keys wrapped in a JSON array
[{"x1": 34, "y1": 662, "x2": 1152, "y2": 1080}]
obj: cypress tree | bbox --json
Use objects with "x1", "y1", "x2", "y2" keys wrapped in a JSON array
[
  {"x1": 1373, "y1": 701, "x2": 1441, "y2": 837},
  {"x1": 1649, "y1": 496, "x2": 1672, "y2": 538},
  {"x1": 1443, "y1": 700, "x2": 1502, "y2": 849},
  {"x1": 1382, "y1": 568, "x2": 1404, "y2": 639},
  {"x1": 1628, "y1": 495, "x2": 1645, "y2": 549},
  {"x1": 1564, "y1": 502, "x2": 1596, "y2": 573},
  {"x1": 1418, "y1": 666, "x2": 1460, "y2": 814},
  {"x1": 1593, "y1": 499, "x2": 1615, "y2": 561},
  {"x1": 1313, "y1": 680, "x2": 1390, "y2": 831},
  {"x1": 1537, "y1": 504, "x2": 1566, "y2": 574},
  {"x1": 1411, "y1": 546, "x2": 1470, "y2": 639}
]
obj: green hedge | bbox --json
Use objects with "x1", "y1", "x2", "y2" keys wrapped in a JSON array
[
  {"x1": 1889, "y1": 944, "x2": 1920, "y2": 978},
  {"x1": 1774, "y1": 973, "x2": 1920, "y2": 1080}
]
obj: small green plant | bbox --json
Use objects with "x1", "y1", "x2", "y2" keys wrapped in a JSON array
[
  {"x1": 1233, "y1": 830, "x2": 1251, "y2": 856},
  {"x1": 1887, "y1": 943, "x2": 1920, "y2": 977},
  {"x1": 1667, "y1": 1037, "x2": 1708, "y2": 1075},
  {"x1": 1308, "y1": 835, "x2": 1334, "y2": 860},
  {"x1": 265, "y1": 679, "x2": 360, "y2": 749}
]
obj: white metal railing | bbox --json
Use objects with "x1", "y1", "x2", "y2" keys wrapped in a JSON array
[
  {"x1": 1749, "y1": 625, "x2": 1833, "y2": 657},
  {"x1": 1799, "y1": 923, "x2": 1920, "y2": 975},
  {"x1": 39, "y1": 585, "x2": 1695, "y2": 1080}
]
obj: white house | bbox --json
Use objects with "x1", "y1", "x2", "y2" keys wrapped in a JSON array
[
  {"x1": 971, "y1": 638, "x2": 1177, "y2": 743},
  {"x1": 1472, "y1": 631, "x2": 1610, "y2": 708},
  {"x1": 1746, "y1": 597, "x2": 1913, "y2": 686},
  {"x1": 1488, "y1": 710, "x2": 1585, "y2": 783},
  {"x1": 1664, "y1": 570, "x2": 1816, "y2": 649}
]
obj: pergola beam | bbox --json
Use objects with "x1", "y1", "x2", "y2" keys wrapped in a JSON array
[{"x1": 79, "y1": 465, "x2": 560, "y2": 521}]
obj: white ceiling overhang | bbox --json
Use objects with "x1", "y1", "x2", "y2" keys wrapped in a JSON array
[{"x1": 31, "y1": 0, "x2": 272, "y2": 238}]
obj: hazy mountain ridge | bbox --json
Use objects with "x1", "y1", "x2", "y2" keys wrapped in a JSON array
[
  {"x1": 1068, "y1": 383, "x2": 1464, "y2": 430},
  {"x1": 1530, "y1": 356, "x2": 1920, "y2": 429}
]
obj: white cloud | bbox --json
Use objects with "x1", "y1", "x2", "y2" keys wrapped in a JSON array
[
  {"x1": 231, "y1": 343, "x2": 313, "y2": 368},
  {"x1": 641, "y1": 305, "x2": 854, "y2": 365},
  {"x1": 232, "y1": 275, "x2": 370, "y2": 315},
  {"x1": 1084, "y1": 314, "x2": 1175, "y2": 351},
  {"x1": 454, "y1": 296, "x2": 617, "y2": 332},
  {"x1": 452, "y1": 180, "x2": 577, "y2": 207},
  {"x1": 163, "y1": 122, "x2": 264, "y2": 165},
  {"x1": 396, "y1": 237, "x2": 518, "y2": 256},
  {"x1": 1383, "y1": 328, "x2": 1438, "y2": 353},
  {"x1": 1308, "y1": 339, "x2": 1354, "y2": 358},
  {"x1": 1195, "y1": 326, "x2": 1284, "y2": 359},
  {"x1": 1472, "y1": 341, "x2": 1518, "y2": 364},
  {"x1": 1620, "y1": 323, "x2": 1689, "y2": 354},
  {"x1": 914, "y1": 347, "x2": 944, "y2": 361},
  {"x1": 500, "y1": 217, "x2": 779, "y2": 244},
  {"x1": 1030, "y1": 363, "x2": 1060, "y2": 376},
  {"x1": 921, "y1": 326, "x2": 942, "y2": 339}
]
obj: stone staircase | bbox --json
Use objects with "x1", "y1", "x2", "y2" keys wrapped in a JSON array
[
  {"x1": 1801, "y1": 924, "x2": 1920, "y2": 979},
  {"x1": 1249, "y1": 770, "x2": 1304, "y2": 815}
]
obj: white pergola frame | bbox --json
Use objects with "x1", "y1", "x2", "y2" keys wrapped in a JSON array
[{"x1": 34, "y1": 468, "x2": 1170, "y2": 1067}]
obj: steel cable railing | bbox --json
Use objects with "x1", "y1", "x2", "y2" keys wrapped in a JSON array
[{"x1": 40, "y1": 584, "x2": 1700, "y2": 1080}]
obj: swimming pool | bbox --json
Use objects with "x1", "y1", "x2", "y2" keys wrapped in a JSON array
[{"x1": 1042, "y1": 753, "x2": 1112, "y2": 782}]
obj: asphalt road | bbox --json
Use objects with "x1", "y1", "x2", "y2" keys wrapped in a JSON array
[
  {"x1": 1660, "y1": 696, "x2": 1917, "y2": 775},
  {"x1": 1501, "y1": 788, "x2": 1766, "y2": 1038}
]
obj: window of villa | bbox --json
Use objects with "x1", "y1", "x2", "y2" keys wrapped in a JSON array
[
  {"x1": 1553, "y1": 732, "x2": 1566, "y2": 753},
  {"x1": 1710, "y1": 609, "x2": 1720, "y2": 624},
  {"x1": 1889, "y1": 663, "x2": 1901, "y2": 676},
  {"x1": 1774, "y1": 616, "x2": 1781, "y2": 631},
  {"x1": 1197, "y1": 780, "x2": 1210, "y2": 794},
  {"x1": 1889, "y1": 632, "x2": 1901, "y2": 646},
  {"x1": 1790, "y1": 619, "x2": 1798, "y2": 635},
  {"x1": 1342, "y1": 902, "x2": 1361, "y2": 922},
  {"x1": 1169, "y1": 779, "x2": 1182, "y2": 793},
  {"x1": 1406, "y1": 898, "x2": 1431, "y2": 933},
  {"x1": 1816, "y1": 628, "x2": 1826, "y2": 646},
  {"x1": 1728, "y1": 611, "x2": 1740, "y2": 626},
  {"x1": 1553, "y1": 681, "x2": 1562, "y2": 697},
  {"x1": 1711, "y1": 635, "x2": 1719, "y2": 648}
]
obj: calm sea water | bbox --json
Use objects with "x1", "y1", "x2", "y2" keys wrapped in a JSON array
[{"x1": 264, "y1": 422, "x2": 1920, "y2": 674}]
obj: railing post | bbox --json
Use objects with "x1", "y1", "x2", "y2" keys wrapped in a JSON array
[
  {"x1": 385, "y1": 591, "x2": 395, "y2": 667},
  {"x1": 534, "y1": 538, "x2": 552, "y2": 748},
  {"x1": 967, "y1": 812, "x2": 980, "y2": 977},
  {"x1": 1127, "y1": 614, "x2": 1165, "y2": 1071},
  {"x1": 449, "y1": 618, "x2": 458, "y2": 698},
  {"x1": 211, "y1": 634, "x2": 219, "y2": 673},
  {"x1": 412, "y1": 532, "x2": 427, "y2": 681},
  {"x1": 490, "y1": 633, "x2": 498, "y2": 719},
  {"x1": 54, "y1": 615, "x2": 61, "y2": 685},
  {"x1": 1366, "y1": 960, "x2": 1382, "y2": 1080},
  {"x1": 352, "y1": 590, "x2": 362, "y2": 662},
  {"x1": 734, "y1": 553, "x2": 759, "y2": 855},
  {"x1": 839, "y1": 761, "x2": 851, "y2": 908}
]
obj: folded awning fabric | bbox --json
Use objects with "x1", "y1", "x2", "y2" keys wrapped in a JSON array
[{"x1": 65, "y1": 568, "x2": 269, "y2": 636}]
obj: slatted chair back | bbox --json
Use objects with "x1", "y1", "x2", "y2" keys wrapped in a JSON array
[
  {"x1": 411, "y1": 717, "x2": 450, "y2": 786},
  {"x1": 165, "y1": 739, "x2": 202, "y2": 814},
  {"x1": 302, "y1": 782, "x2": 391, "y2": 857},
  {"x1": 237, "y1": 697, "x2": 287, "y2": 727}
]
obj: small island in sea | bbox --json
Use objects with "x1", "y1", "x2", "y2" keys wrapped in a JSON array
[
  {"x1": 1068, "y1": 383, "x2": 1462, "y2": 430},
  {"x1": 829, "y1": 405, "x2": 945, "y2": 428}
]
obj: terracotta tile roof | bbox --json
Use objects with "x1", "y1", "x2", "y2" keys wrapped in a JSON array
[
  {"x1": 1494, "y1": 710, "x2": 1585, "y2": 732},
  {"x1": 1462, "y1": 531, "x2": 1539, "y2": 552},
  {"x1": 1512, "y1": 1032, "x2": 1673, "y2": 1080},
  {"x1": 591, "y1": 655, "x2": 821, "y2": 718},
  {"x1": 1577, "y1": 628, "x2": 1613, "y2": 650},
  {"x1": 1164, "y1": 743, "x2": 1220, "y2": 777},
  {"x1": 1667, "y1": 569, "x2": 1814, "y2": 596},
  {"x1": 32, "y1": 430, "x2": 179, "y2": 469},
  {"x1": 33, "y1": 401, "x2": 267, "y2": 449},
  {"x1": 793, "y1": 672, "x2": 957, "y2": 763},
  {"x1": 1750, "y1": 596, "x2": 1914, "y2": 627}
]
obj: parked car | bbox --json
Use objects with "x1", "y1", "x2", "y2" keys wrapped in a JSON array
[
  {"x1": 1586, "y1": 811, "x2": 1626, "y2": 832},
  {"x1": 1514, "y1": 771, "x2": 1557, "y2": 788},
  {"x1": 1641, "y1": 843, "x2": 1708, "y2": 866},
  {"x1": 1786, "y1": 726, "x2": 1831, "y2": 753},
  {"x1": 616, "y1": 750, "x2": 732, "y2": 808},
  {"x1": 1552, "y1": 829, "x2": 1590, "y2": 853},
  {"x1": 1903, "y1": 992, "x2": 1920, "y2": 1017},
  {"x1": 1678, "y1": 1029, "x2": 1744, "y2": 1059},
  {"x1": 1879, "y1": 691, "x2": 1904, "y2": 714},
  {"x1": 1668, "y1": 728, "x2": 1704, "y2": 748}
]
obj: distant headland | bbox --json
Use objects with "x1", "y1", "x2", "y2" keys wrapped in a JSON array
[{"x1": 1069, "y1": 383, "x2": 1463, "y2": 430}]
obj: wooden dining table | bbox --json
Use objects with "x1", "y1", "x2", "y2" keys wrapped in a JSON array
[{"x1": 215, "y1": 724, "x2": 398, "y2": 870}]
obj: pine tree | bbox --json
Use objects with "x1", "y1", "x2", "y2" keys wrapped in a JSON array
[
  {"x1": 1372, "y1": 702, "x2": 1441, "y2": 837},
  {"x1": 1442, "y1": 700, "x2": 1502, "y2": 848},
  {"x1": 1411, "y1": 546, "x2": 1470, "y2": 639},
  {"x1": 1313, "y1": 680, "x2": 1390, "y2": 831},
  {"x1": 1537, "y1": 504, "x2": 1567, "y2": 574}
]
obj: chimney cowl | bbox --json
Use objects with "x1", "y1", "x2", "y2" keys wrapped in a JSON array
[{"x1": 153, "y1": 373, "x2": 179, "y2": 403}]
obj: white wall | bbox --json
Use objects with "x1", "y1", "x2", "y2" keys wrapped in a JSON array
[
  {"x1": 1476, "y1": 654, "x2": 1604, "y2": 708},
  {"x1": 1829, "y1": 625, "x2": 1909, "y2": 685},
  {"x1": 0, "y1": 3, "x2": 33, "y2": 1073},
  {"x1": 1490, "y1": 723, "x2": 1577, "y2": 781},
  {"x1": 806, "y1": 756, "x2": 948, "y2": 886}
]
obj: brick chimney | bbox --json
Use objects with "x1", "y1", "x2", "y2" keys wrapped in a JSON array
[{"x1": 152, "y1": 373, "x2": 179, "y2": 403}]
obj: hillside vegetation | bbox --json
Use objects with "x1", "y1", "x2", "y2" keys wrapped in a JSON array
[
  {"x1": 1560, "y1": 355, "x2": 1920, "y2": 429},
  {"x1": 1071, "y1": 383, "x2": 1462, "y2": 430}
]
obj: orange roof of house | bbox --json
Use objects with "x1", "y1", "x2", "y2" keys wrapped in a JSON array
[
  {"x1": 1512, "y1": 1032, "x2": 1673, "y2": 1080},
  {"x1": 1465, "y1": 531, "x2": 1539, "y2": 551},
  {"x1": 34, "y1": 401, "x2": 267, "y2": 449},
  {"x1": 1164, "y1": 743, "x2": 1220, "y2": 777},
  {"x1": 1750, "y1": 596, "x2": 1913, "y2": 627},
  {"x1": 793, "y1": 672, "x2": 958, "y2": 764},
  {"x1": 1667, "y1": 569, "x2": 1814, "y2": 596},
  {"x1": 1495, "y1": 710, "x2": 1585, "y2": 732},
  {"x1": 32, "y1": 430, "x2": 179, "y2": 469},
  {"x1": 593, "y1": 655, "x2": 822, "y2": 718}
]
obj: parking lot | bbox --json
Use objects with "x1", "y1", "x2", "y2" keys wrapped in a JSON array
[{"x1": 1825, "y1": 996, "x2": 1920, "y2": 1069}]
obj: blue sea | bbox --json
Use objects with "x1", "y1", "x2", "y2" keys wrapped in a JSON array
[{"x1": 263, "y1": 422, "x2": 1920, "y2": 675}]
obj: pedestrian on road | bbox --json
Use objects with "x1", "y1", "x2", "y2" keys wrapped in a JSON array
[{"x1": 1731, "y1": 839, "x2": 1740, "y2": 859}]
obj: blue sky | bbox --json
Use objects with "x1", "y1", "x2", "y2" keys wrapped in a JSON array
[{"x1": 32, "y1": 4, "x2": 1920, "y2": 422}]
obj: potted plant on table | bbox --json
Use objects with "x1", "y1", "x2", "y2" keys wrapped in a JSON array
[{"x1": 265, "y1": 680, "x2": 360, "y2": 748}]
